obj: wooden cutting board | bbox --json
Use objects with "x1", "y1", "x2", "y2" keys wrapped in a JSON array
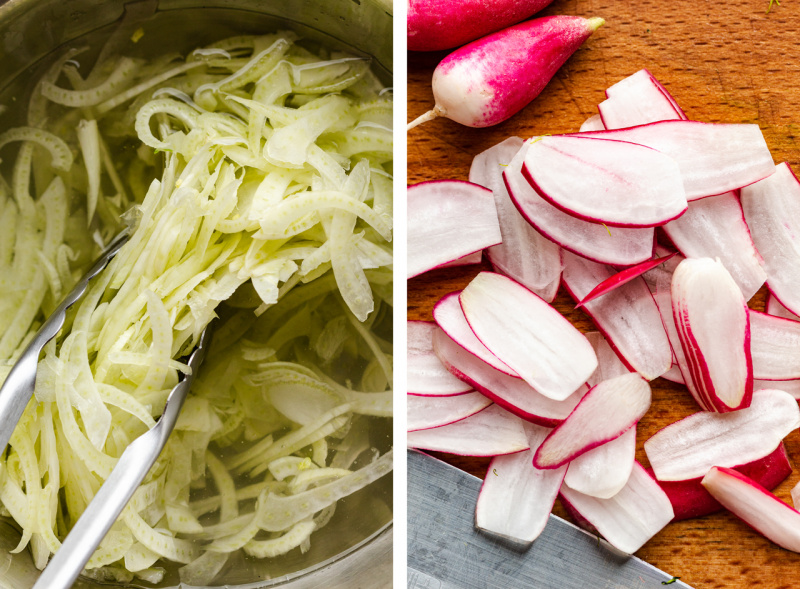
[{"x1": 407, "y1": 1, "x2": 800, "y2": 587}]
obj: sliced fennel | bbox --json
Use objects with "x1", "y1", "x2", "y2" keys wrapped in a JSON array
[{"x1": 0, "y1": 29, "x2": 392, "y2": 585}]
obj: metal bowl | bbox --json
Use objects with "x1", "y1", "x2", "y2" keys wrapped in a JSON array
[{"x1": 0, "y1": 0, "x2": 393, "y2": 587}]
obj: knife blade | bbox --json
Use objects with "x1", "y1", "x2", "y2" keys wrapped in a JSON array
[{"x1": 407, "y1": 450, "x2": 692, "y2": 589}]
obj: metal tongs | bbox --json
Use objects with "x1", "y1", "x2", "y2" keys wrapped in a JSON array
[{"x1": 0, "y1": 228, "x2": 213, "y2": 588}]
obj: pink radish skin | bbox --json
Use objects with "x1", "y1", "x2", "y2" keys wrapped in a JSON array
[
  {"x1": 650, "y1": 443, "x2": 792, "y2": 522},
  {"x1": 671, "y1": 257, "x2": 753, "y2": 412},
  {"x1": 406, "y1": 403, "x2": 529, "y2": 456},
  {"x1": 470, "y1": 137, "x2": 562, "y2": 302},
  {"x1": 702, "y1": 466, "x2": 800, "y2": 553},
  {"x1": 576, "y1": 253, "x2": 677, "y2": 309},
  {"x1": 407, "y1": 391, "x2": 492, "y2": 432},
  {"x1": 644, "y1": 389, "x2": 800, "y2": 482},
  {"x1": 741, "y1": 163, "x2": 800, "y2": 317},
  {"x1": 460, "y1": 272, "x2": 598, "y2": 400},
  {"x1": 533, "y1": 373, "x2": 651, "y2": 469},
  {"x1": 407, "y1": 0, "x2": 554, "y2": 52},
  {"x1": 572, "y1": 120, "x2": 775, "y2": 201},
  {"x1": 522, "y1": 136, "x2": 688, "y2": 228},
  {"x1": 408, "y1": 180, "x2": 501, "y2": 279},
  {"x1": 408, "y1": 16, "x2": 604, "y2": 129},
  {"x1": 598, "y1": 69, "x2": 685, "y2": 129},
  {"x1": 475, "y1": 422, "x2": 566, "y2": 543},
  {"x1": 504, "y1": 141, "x2": 656, "y2": 266},
  {"x1": 408, "y1": 321, "x2": 474, "y2": 396},
  {"x1": 559, "y1": 461, "x2": 674, "y2": 554},
  {"x1": 432, "y1": 327, "x2": 587, "y2": 427},
  {"x1": 564, "y1": 426, "x2": 637, "y2": 499},
  {"x1": 662, "y1": 191, "x2": 766, "y2": 301},
  {"x1": 562, "y1": 251, "x2": 672, "y2": 380},
  {"x1": 749, "y1": 309, "x2": 800, "y2": 381},
  {"x1": 433, "y1": 291, "x2": 519, "y2": 378}
]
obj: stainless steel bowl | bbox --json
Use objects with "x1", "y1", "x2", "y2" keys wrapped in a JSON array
[{"x1": 0, "y1": 0, "x2": 393, "y2": 587}]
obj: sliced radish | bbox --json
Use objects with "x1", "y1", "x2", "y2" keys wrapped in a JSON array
[
  {"x1": 475, "y1": 422, "x2": 566, "y2": 543},
  {"x1": 660, "y1": 364, "x2": 685, "y2": 385},
  {"x1": 702, "y1": 466, "x2": 800, "y2": 553},
  {"x1": 408, "y1": 180, "x2": 501, "y2": 279},
  {"x1": 741, "y1": 163, "x2": 800, "y2": 316},
  {"x1": 574, "y1": 120, "x2": 775, "y2": 201},
  {"x1": 533, "y1": 373, "x2": 651, "y2": 469},
  {"x1": 564, "y1": 426, "x2": 636, "y2": 499},
  {"x1": 408, "y1": 321, "x2": 474, "y2": 396},
  {"x1": 437, "y1": 250, "x2": 483, "y2": 268},
  {"x1": 504, "y1": 142, "x2": 655, "y2": 266},
  {"x1": 754, "y1": 379, "x2": 800, "y2": 399},
  {"x1": 598, "y1": 69, "x2": 685, "y2": 129},
  {"x1": 749, "y1": 309, "x2": 800, "y2": 381},
  {"x1": 585, "y1": 331, "x2": 631, "y2": 388},
  {"x1": 562, "y1": 251, "x2": 672, "y2": 380},
  {"x1": 407, "y1": 391, "x2": 492, "y2": 432},
  {"x1": 470, "y1": 137, "x2": 562, "y2": 302},
  {"x1": 579, "y1": 114, "x2": 605, "y2": 132},
  {"x1": 662, "y1": 191, "x2": 766, "y2": 300},
  {"x1": 433, "y1": 291, "x2": 518, "y2": 378},
  {"x1": 671, "y1": 257, "x2": 752, "y2": 412},
  {"x1": 575, "y1": 253, "x2": 677, "y2": 309},
  {"x1": 432, "y1": 327, "x2": 587, "y2": 427},
  {"x1": 460, "y1": 272, "x2": 598, "y2": 400},
  {"x1": 560, "y1": 461, "x2": 674, "y2": 554},
  {"x1": 644, "y1": 389, "x2": 800, "y2": 481},
  {"x1": 652, "y1": 443, "x2": 792, "y2": 522},
  {"x1": 522, "y1": 135, "x2": 688, "y2": 228},
  {"x1": 766, "y1": 292, "x2": 800, "y2": 321},
  {"x1": 406, "y1": 403, "x2": 529, "y2": 456}
]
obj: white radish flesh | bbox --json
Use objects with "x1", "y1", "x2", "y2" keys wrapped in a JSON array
[
  {"x1": 522, "y1": 135, "x2": 687, "y2": 228},
  {"x1": 432, "y1": 327, "x2": 586, "y2": 427},
  {"x1": 505, "y1": 142, "x2": 655, "y2": 266},
  {"x1": 766, "y1": 293, "x2": 800, "y2": 321},
  {"x1": 407, "y1": 180, "x2": 501, "y2": 279},
  {"x1": 533, "y1": 373, "x2": 651, "y2": 469},
  {"x1": 579, "y1": 114, "x2": 605, "y2": 132},
  {"x1": 598, "y1": 69, "x2": 685, "y2": 129},
  {"x1": 644, "y1": 389, "x2": 800, "y2": 481},
  {"x1": 560, "y1": 462, "x2": 674, "y2": 554},
  {"x1": 476, "y1": 422, "x2": 566, "y2": 543},
  {"x1": 460, "y1": 272, "x2": 598, "y2": 400},
  {"x1": 585, "y1": 331, "x2": 631, "y2": 388},
  {"x1": 407, "y1": 321, "x2": 473, "y2": 396},
  {"x1": 406, "y1": 404, "x2": 529, "y2": 457},
  {"x1": 470, "y1": 137, "x2": 562, "y2": 302},
  {"x1": 407, "y1": 391, "x2": 492, "y2": 432},
  {"x1": 749, "y1": 310, "x2": 800, "y2": 381},
  {"x1": 671, "y1": 257, "x2": 752, "y2": 412},
  {"x1": 437, "y1": 251, "x2": 483, "y2": 269},
  {"x1": 564, "y1": 426, "x2": 637, "y2": 499}
]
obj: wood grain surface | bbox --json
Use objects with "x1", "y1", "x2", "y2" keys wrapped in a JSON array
[{"x1": 407, "y1": 1, "x2": 800, "y2": 587}]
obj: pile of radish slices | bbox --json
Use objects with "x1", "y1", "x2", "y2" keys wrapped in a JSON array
[{"x1": 407, "y1": 68, "x2": 800, "y2": 555}]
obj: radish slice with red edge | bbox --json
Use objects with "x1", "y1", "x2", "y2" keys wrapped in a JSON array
[
  {"x1": 660, "y1": 365, "x2": 685, "y2": 385},
  {"x1": 575, "y1": 253, "x2": 677, "y2": 309},
  {"x1": 432, "y1": 327, "x2": 587, "y2": 427},
  {"x1": 408, "y1": 321, "x2": 474, "y2": 396},
  {"x1": 475, "y1": 422, "x2": 566, "y2": 544},
  {"x1": 792, "y1": 481, "x2": 800, "y2": 510},
  {"x1": 407, "y1": 391, "x2": 492, "y2": 432},
  {"x1": 470, "y1": 137, "x2": 562, "y2": 302},
  {"x1": 662, "y1": 191, "x2": 766, "y2": 300},
  {"x1": 644, "y1": 389, "x2": 800, "y2": 481},
  {"x1": 741, "y1": 162, "x2": 800, "y2": 316},
  {"x1": 702, "y1": 466, "x2": 800, "y2": 553},
  {"x1": 585, "y1": 331, "x2": 631, "y2": 388},
  {"x1": 580, "y1": 114, "x2": 605, "y2": 132},
  {"x1": 598, "y1": 69, "x2": 684, "y2": 129},
  {"x1": 533, "y1": 373, "x2": 651, "y2": 469},
  {"x1": 437, "y1": 250, "x2": 483, "y2": 269},
  {"x1": 749, "y1": 309, "x2": 800, "y2": 381},
  {"x1": 562, "y1": 251, "x2": 672, "y2": 380},
  {"x1": 504, "y1": 142, "x2": 655, "y2": 266},
  {"x1": 650, "y1": 443, "x2": 792, "y2": 522},
  {"x1": 766, "y1": 292, "x2": 800, "y2": 321},
  {"x1": 573, "y1": 120, "x2": 775, "y2": 201},
  {"x1": 559, "y1": 461, "x2": 674, "y2": 554},
  {"x1": 433, "y1": 291, "x2": 519, "y2": 378},
  {"x1": 671, "y1": 257, "x2": 753, "y2": 412},
  {"x1": 406, "y1": 403, "x2": 529, "y2": 456},
  {"x1": 522, "y1": 135, "x2": 688, "y2": 228},
  {"x1": 407, "y1": 180, "x2": 501, "y2": 279},
  {"x1": 564, "y1": 426, "x2": 637, "y2": 499},
  {"x1": 460, "y1": 271, "x2": 598, "y2": 400}
]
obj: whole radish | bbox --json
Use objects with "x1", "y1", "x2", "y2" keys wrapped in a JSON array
[
  {"x1": 408, "y1": 0, "x2": 554, "y2": 52},
  {"x1": 408, "y1": 16, "x2": 604, "y2": 129}
]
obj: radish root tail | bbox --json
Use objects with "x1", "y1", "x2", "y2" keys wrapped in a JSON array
[{"x1": 407, "y1": 107, "x2": 442, "y2": 130}]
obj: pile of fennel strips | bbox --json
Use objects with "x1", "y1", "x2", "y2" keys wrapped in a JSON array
[{"x1": 0, "y1": 30, "x2": 393, "y2": 585}]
